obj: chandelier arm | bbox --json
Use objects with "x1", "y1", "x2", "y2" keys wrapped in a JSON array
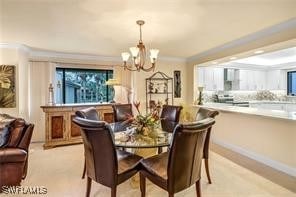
[
  {"x1": 141, "y1": 64, "x2": 155, "y2": 72},
  {"x1": 124, "y1": 64, "x2": 140, "y2": 71}
]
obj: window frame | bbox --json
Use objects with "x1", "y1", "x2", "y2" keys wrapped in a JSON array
[
  {"x1": 287, "y1": 70, "x2": 296, "y2": 96},
  {"x1": 56, "y1": 67, "x2": 113, "y2": 104}
]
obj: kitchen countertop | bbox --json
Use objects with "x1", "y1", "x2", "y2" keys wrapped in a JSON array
[
  {"x1": 248, "y1": 100, "x2": 296, "y2": 104},
  {"x1": 194, "y1": 102, "x2": 296, "y2": 121}
]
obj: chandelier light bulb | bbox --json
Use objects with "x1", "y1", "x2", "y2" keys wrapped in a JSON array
[
  {"x1": 129, "y1": 47, "x2": 139, "y2": 57},
  {"x1": 121, "y1": 52, "x2": 130, "y2": 61},
  {"x1": 150, "y1": 56, "x2": 155, "y2": 63},
  {"x1": 150, "y1": 49, "x2": 159, "y2": 59}
]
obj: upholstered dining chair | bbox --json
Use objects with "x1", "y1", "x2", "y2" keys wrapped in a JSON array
[
  {"x1": 196, "y1": 107, "x2": 219, "y2": 184},
  {"x1": 160, "y1": 105, "x2": 183, "y2": 133},
  {"x1": 75, "y1": 107, "x2": 100, "y2": 179},
  {"x1": 75, "y1": 107, "x2": 100, "y2": 121},
  {"x1": 139, "y1": 118, "x2": 216, "y2": 197},
  {"x1": 73, "y1": 117, "x2": 142, "y2": 197},
  {"x1": 112, "y1": 104, "x2": 133, "y2": 123}
]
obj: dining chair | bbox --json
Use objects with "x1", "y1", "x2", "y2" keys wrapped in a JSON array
[
  {"x1": 160, "y1": 105, "x2": 183, "y2": 133},
  {"x1": 196, "y1": 107, "x2": 219, "y2": 184},
  {"x1": 73, "y1": 117, "x2": 142, "y2": 197},
  {"x1": 75, "y1": 107, "x2": 100, "y2": 179},
  {"x1": 112, "y1": 104, "x2": 133, "y2": 122},
  {"x1": 75, "y1": 107, "x2": 100, "y2": 120},
  {"x1": 140, "y1": 118, "x2": 216, "y2": 197}
]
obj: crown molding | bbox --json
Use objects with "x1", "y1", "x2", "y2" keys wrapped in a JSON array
[
  {"x1": 30, "y1": 49, "x2": 122, "y2": 63},
  {"x1": 217, "y1": 61, "x2": 296, "y2": 71},
  {"x1": 0, "y1": 42, "x2": 186, "y2": 64},
  {"x1": 30, "y1": 50, "x2": 186, "y2": 64},
  {"x1": 187, "y1": 18, "x2": 296, "y2": 64},
  {"x1": 0, "y1": 43, "x2": 31, "y2": 53}
]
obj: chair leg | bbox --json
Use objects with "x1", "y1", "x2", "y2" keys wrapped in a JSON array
[
  {"x1": 86, "y1": 177, "x2": 92, "y2": 197},
  {"x1": 204, "y1": 159, "x2": 212, "y2": 184},
  {"x1": 140, "y1": 173, "x2": 146, "y2": 197},
  {"x1": 111, "y1": 187, "x2": 117, "y2": 197},
  {"x1": 168, "y1": 193, "x2": 174, "y2": 197},
  {"x1": 82, "y1": 159, "x2": 86, "y2": 179},
  {"x1": 195, "y1": 180, "x2": 201, "y2": 197}
]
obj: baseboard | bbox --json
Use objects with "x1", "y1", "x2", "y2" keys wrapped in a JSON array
[{"x1": 212, "y1": 138, "x2": 296, "y2": 177}]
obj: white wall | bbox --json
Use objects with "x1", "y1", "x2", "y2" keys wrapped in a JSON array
[
  {"x1": 133, "y1": 60, "x2": 188, "y2": 112},
  {"x1": 211, "y1": 110, "x2": 296, "y2": 176}
]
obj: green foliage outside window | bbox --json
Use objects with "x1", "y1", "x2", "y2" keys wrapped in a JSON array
[{"x1": 56, "y1": 68, "x2": 113, "y2": 104}]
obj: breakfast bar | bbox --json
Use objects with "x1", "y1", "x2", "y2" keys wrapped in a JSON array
[{"x1": 194, "y1": 104, "x2": 296, "y2": 177}]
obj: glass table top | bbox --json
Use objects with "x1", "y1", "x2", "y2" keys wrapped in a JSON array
[{"x1": 109, "y1": 122, "x2": 172, "y2": 148}]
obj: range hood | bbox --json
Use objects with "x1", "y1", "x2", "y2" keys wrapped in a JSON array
[{"x1": 224, "y1": 68, "x2": 235, "y2": 81}]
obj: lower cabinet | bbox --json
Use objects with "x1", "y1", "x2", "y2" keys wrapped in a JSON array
[{"x1": 41, "y1": 104, "x2": 114, "y2": 149}]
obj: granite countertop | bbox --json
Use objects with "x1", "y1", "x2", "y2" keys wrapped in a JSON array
[
  {"x1": 194, "y1": 103, "x2": 296, "y2": 121},
  {"x1": 41, "y1": 102, "x2": 114, "y2": 108}
]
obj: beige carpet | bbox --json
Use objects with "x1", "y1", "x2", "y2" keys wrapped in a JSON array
[{"x1": 15, "y1": 143, "x2": 295, "y2": 197}]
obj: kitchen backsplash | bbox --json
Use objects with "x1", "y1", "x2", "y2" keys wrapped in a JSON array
[{"x1": 201, "y1": 90, "x2": 296, "y2": 103}]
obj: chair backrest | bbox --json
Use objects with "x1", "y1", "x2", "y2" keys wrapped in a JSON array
[
  {"x1": 112, "y1": 104, "x2": 133, "y2": 122},
  {"x1": 167, "y1": 118, "x2": 215, "y2": 193},
  {"x1": 72, "y1": 117, "x2": 118, "y2": 187},
  {"x1": 160, "y1": 105, "x2": 183, "y2": 133},
  {"x1": 195, "y1": 107, "x2": 219, "y2": 121},
  {"x1": 75, "y1": 107, "x2": 100, "y2": 120}
]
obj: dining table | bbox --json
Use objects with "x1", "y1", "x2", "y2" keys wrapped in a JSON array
[{"x1": 109, "y1": 122, "x2": 172, "y2": 153}]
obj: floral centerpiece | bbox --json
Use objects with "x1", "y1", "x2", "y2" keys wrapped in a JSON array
[{"x1": 125, "y1": 101, "x2": 162, "y2": 136}]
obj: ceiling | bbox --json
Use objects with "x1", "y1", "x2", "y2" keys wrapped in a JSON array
[
  {"x1": 1, "y1": 0, "x2": 296, "y2": 58},
  {"x1": 233, "y1": 47, "x2": 296, "y2": 66}
]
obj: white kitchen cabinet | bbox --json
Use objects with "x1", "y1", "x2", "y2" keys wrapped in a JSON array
[
  {"x1": 266, "y1": 70, "x2": 286, "y2": 90},
  {"x1": 197, "y1": 67, "x2": 205, "y2": 87},
  {"x1": 239, "y1": 70, "x2": 250, "y2": 90},
  {"x1": 254, "y1": 70, "x2": 266, "y2": 90},
  {"x1": 213, "y1": 67, "x2": 224, "y2": 90},
  {"x1": 197, "y1": 67, "x2": 224, "y2": 91},
  {"x1": 239, "y1": 69, "x2": 266, "y2": 90}
]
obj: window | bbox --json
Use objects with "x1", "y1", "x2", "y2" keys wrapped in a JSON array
[
  {"x1": 287, "y1": 71, "x2": 296, "y2": 96},
  {"x1": 56, "y1": 68, "x2": 114, "y2": 104}
]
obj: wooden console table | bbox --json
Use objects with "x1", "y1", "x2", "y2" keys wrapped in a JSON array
[{"x1": 41, "y1": 103, "x2": 114, "y2": 149}]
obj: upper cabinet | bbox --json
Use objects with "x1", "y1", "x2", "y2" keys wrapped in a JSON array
[
  {"x1": 239, "y1": 70, "x2": 266, "y2": 90},
  {"x1": 197, "y1": 67, "x2": 224, "y2": 91},
  {"x1": 266, "y1": 70, "x2": 286, "y2": 90},
  {"x1": 197, "y1": 66, "x2": 286, "y2": 91}
]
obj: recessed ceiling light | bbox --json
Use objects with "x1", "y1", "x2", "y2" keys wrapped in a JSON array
[
  {"x1": 212, "y1": 61, "x2": 218, "y2": 64},
  {"x1": 230, "y1": 57, "x2": 237, "y2": 60},
  {"x1": 254, "y1": 50, "x2": 264, "y2": 54}
]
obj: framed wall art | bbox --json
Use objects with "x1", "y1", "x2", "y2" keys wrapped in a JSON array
[
  {"x1": 174, "y1": 70, "x2": 181, "y2": 98},
  {"x1": 0, "y1": 65, "x2": 16, "y2": 108}
]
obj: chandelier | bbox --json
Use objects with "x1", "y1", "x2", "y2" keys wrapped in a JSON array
[{"x1": 121, "y1": 20, "x2": 159, "y2": 72}]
